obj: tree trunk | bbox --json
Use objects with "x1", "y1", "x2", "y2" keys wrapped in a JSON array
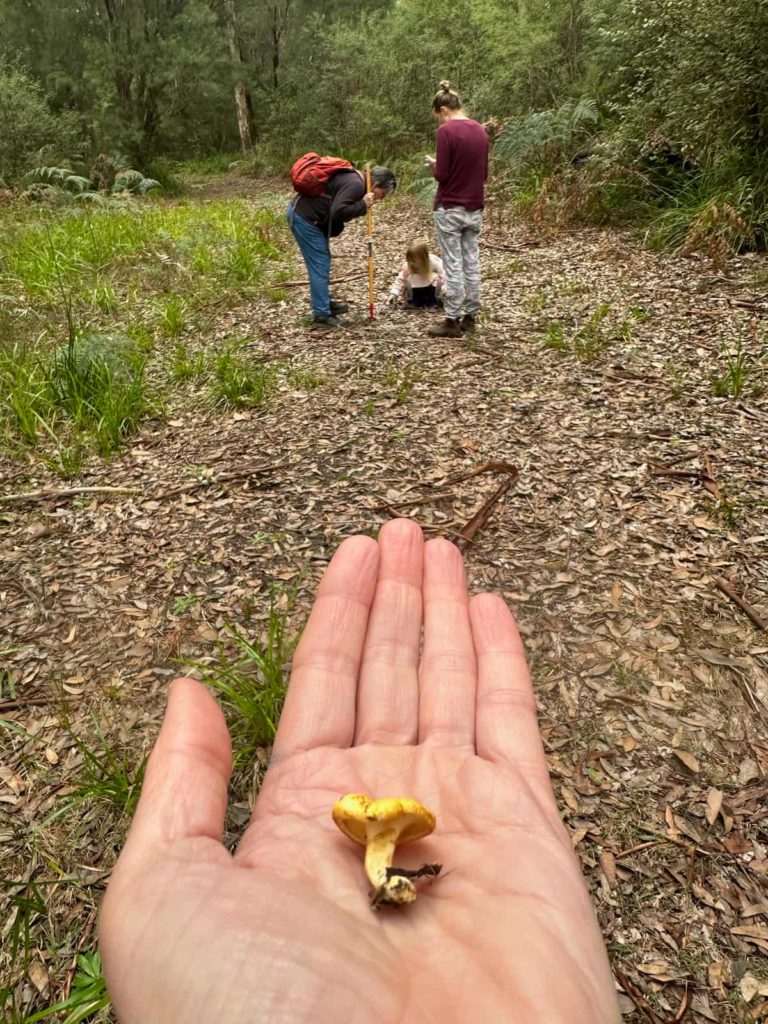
[
  {"x1": 233, "y1": 80, "x2": 253, "y2": 154},
  {"x1": 223, "y1": 0, "x2": 255, "y2": 153}
]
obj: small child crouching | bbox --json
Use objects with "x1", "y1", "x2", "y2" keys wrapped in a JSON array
[{"x1": 387, "y1": 240, "x2": 445, "y2": 308}]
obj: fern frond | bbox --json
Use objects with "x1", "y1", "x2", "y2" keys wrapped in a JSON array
[
  {"x1": 112, "y1": 169, "x2": 160, "y2": 194},
  {"x1": 24, "y1": 166, "x2": 90, "y2": 192},
  {"x1": 406, "y1": 175, "x2": 437, "y2": 211},
  {"x1": 74, "y1": 191, "x2": 109, "y2": 205},
  {"x1": 494, "y1": 98, "x2": 600, "y2": 170}
]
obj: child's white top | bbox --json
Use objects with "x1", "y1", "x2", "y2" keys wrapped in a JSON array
[{"x1": 389, "y1": 254, "x2": 445, "y2": 297}]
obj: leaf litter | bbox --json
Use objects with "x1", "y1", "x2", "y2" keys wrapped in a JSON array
[{"x1": 1, "y1": 176, "x2": 767, "y2": 1021}]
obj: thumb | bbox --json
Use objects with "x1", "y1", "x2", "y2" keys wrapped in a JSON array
[{"x1": 120, "y1": 677, "x2": 232, "y2": 857}]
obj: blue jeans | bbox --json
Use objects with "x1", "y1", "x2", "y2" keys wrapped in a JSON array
[{"x1": 286, "y1": 204, "x2": 331, "y2": 317}]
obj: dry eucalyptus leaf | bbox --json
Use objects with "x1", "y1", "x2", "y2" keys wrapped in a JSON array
[
  {"x1": 740, "y1": 974, "x2": 759, "y2": 1003},
  {"x1": 672, "y1": 748, "x2": 700, "y2": 773},
  {"x1": 28, "y1": 960, "x2": 49, "y2": 995},
  {"x1": 705, "y1": 787, "x2": 723, "y2": 826}
]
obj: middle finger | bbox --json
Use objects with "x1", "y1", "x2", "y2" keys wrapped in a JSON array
[
  {"x1": 418, "y1": 537, "x2": 476, "y2": 748},
  {"x1": 354, "y1": 518, "x2": 423, "y2": 745}
]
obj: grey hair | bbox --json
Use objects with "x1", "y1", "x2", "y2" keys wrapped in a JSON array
[{"x1": 371, "y1": 166, "x2": 397, "y2": 193}]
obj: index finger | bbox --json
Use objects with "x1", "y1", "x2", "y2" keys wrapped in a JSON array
[{"x1": 272, "y1": 535, "x2": 379, "y2": 761}]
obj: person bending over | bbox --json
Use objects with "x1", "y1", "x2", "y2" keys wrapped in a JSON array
[{"x1": 288, "y1": 162, "x2": 396, "y2": 330}]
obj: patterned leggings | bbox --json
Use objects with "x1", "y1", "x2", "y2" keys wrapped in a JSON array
[{"x1": 434, "y1": 205, "x2": 483, "y2": 319}]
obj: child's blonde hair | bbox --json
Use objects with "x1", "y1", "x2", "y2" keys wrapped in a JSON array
[{"x1": 406, "y1": 239, "x2": 431, "y2": 278}]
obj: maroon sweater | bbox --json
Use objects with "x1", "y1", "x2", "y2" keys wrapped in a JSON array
[{"x1": 433, "y1": 118, "x2": 489, "y2": 211}]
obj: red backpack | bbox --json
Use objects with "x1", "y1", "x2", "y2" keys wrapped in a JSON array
[{"x1": 290, "y1": 152, "x2": 355, "y2": 196}]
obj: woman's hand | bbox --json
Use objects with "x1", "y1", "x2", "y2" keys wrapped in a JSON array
[{"x1": 100, "y1": 519, "x2": 620, "y2": 1024}]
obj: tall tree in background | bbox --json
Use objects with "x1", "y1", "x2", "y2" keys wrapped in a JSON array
[{"x1": 222, "y1": 0, "x2": 255, "y2": 152}]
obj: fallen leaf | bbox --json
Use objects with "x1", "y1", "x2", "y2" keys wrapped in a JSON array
[
  {"x1": 707, "y1": 960, "x2": 730, "y2": 990},
  {"x1": 705, "y1": 787, "x2": 723, "y2": 826},
  {"x1": 28, "y1": 960, "x2": 49, "y2": 994},
  {"x1": 673, "y1": 748, "x2": 700, "y2": 773},
  {"x1": 600, "y1": 849, "x2": 617, "y2": 889},
  {"x1": 570, "y1": 826, "x2": 588, "y2": 847},
  {"x1": 740, "y1": 974, "x2": 759, "y2": 1003},
  {"x1": 738, "y1": 758, "x2": 760, "y2": 785}
]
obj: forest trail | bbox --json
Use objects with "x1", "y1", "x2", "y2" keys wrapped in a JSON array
[{"x1": 4, "y1": 177, "x2": 768, "y2": 1022}]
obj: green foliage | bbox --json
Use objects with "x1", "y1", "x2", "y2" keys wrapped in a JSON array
[
  {"x1": 709, "y1": 338, "x2": 752, "y2": 398},
  {"x1": 0, "y1": 332, "x2": 153, "y2": 459},
  {"x1": 210, "y1": 348, "x2": 278, "y2": 409},
  {"x1": 1, "y1": 0, "x2": 767, "y2": 255},
  {"x1": 24, "y1": 951, "x2": 110, "y2": 1024},
  {"x1": 112, "y1": 169, "x2": 160, "y2": 195},
  {"x1": 201, "y1": 594, "x2": 299, "y2": 769},
  {"x1": 540, "y1": 303, "x2": 631, "y2": 361},
  {"x1": 169, "y1": 342, "x2": 206, "y2": 382},
  {"x1": 24, "y1": 167, "x2": 91, "y2": 194},
  {"x1": 0, "y1": 62, "x2": 79, "y2": 183},
  {"x1": 495, "y1": 98, "x2": 599, "y2": 174},
  {"x1": 644, "y1": 161, "x2": 768, "y2": 260},
  {"x1": 45, "y1": 720, "x2": 147, "y2": 825},
  {"x1": 158, "y1": 294, "x2": 188, "y2": 338},
  {"x1": 543, "y1": 322, "x2": 568, "y2": 351},
  {"x1": 47, "y1": 333, "x2": 153, "y2": 456},
  {"x1": 23, "y1": 165, "x2": 160, "y2": 205}
]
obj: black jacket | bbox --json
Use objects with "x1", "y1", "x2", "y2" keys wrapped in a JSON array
[{"x1": 293, "y1": 170, "x2": 366, "y2": 237}]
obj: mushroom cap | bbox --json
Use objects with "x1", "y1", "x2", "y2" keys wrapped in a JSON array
[{"x1": 332, "y1": 794, "x2": 436, "y2": 846}]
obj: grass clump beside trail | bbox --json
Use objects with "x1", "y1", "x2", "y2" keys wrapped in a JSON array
[
  {"x1": 191, "y1": 591, "x2": 300, "y2": 788},
  {"x1": 0, "y1": 197, "x2": 293, "y2": 471}
]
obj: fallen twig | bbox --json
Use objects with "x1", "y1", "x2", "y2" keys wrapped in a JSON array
[
  {"x1": 651, "y1": 454, "x2": 721, "y2": 500},
  {"x1": 614, "y1": 970, "x2": 691, "y2": 1024},
  {"x1": 160, "y1": 461, "x2": 286, "y2": 499},
  {"x1": 371, "y1": 490, "x2": 455, "y2": 512},
  {"x1": 702, "y1": 452, "x2": 722, "y2": 500},
  {"x1": 444, "y1": 459, "x2": 519, "y2": 487},
  {"x1": 715, "y1": 577, "x2": 768, "y2": 632},
  {"x1": 0, "y1": 695, "x2": 55, "y2": 713},
  {"x1": 457, "y1": 468, "x2": 519, "y2": 550},
  {"x1": 0, "y1": 485, "x2": 137, "y2": 506}
]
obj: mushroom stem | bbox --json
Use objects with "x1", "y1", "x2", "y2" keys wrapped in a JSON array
[
  {"x1": 364, "y1": 828, "x2": 399, "y2": 889},
  {"x1": 364, "y1": 828, "x2": 418, "y2": 905}
]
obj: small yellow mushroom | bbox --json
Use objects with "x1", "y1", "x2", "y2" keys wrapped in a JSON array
[{"x1": 332, "y1": 794, "x2": 441, "y2": 908}]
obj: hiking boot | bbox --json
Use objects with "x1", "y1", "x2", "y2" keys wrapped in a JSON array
[
  {"x1": 428, "y1": 318, "x2": 462, "y2": 338},
  {"x1": 310, "y1": 315, "x2": 345, "y2": 330},
  {"x1": 330, "y1": 299, "x2": 349, "y2": 315},
  {"x1": 460, "y1": 314, "x2": 477, "y2": 333}
]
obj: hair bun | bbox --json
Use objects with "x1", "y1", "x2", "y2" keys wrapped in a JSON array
[{"x1": 439, "y1": 79, "x2": 452, "y2": 91}]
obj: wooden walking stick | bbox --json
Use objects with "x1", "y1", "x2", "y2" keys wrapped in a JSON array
[{"x1": 366, "y1": 162, "x2": 375, "y2": 320}]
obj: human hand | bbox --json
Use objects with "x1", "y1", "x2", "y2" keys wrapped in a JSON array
[
  {"x1": 99, "y1": 519, "x2": 620, "y2": 1024},
  {"x1": 363, "y1": 191, "x2": 375, "y2": 208},
  {"x1": 424, "y1": 154, "x2": 436, "y2": 167}
]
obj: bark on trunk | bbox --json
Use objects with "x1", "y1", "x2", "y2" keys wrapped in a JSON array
[
  {"x1": 224, "y1": 0, "x2": 255, "y2": 154},
  {"x1": 233, "y1": 80, "x2": 253, "y2": 154}
]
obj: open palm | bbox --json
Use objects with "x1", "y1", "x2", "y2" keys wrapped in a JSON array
[{"x1": 100, "y1": 519, "x2": 619, "y2": 1023}]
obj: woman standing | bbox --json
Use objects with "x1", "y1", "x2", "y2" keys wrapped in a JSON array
[{"x1": 426, "y1": 81, "x2": 489, "y2": 338}]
